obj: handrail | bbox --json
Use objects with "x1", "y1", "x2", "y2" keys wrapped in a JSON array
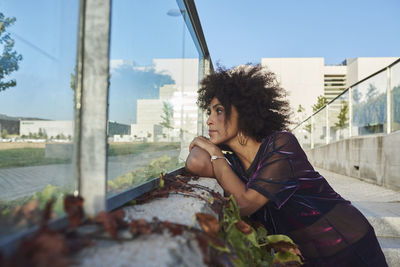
[{"x1": 292, "y1": 58, "x2": 400, "y2": 131}]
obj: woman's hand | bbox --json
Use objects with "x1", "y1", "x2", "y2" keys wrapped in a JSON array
[{"x1": 189, "y1": 136, "x2": 223, "y2": 156}]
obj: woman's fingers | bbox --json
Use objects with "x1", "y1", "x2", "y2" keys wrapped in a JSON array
[{"x1": 189, "y1": 136, "x2": 212, "y2": 152}]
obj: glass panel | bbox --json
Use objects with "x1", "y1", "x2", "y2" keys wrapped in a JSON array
[
  {"x1": 391, "y1": 62, "x2": 400, "y2": 132},
  {"x1": 352, "y1": 70, "x2": 387, "y2": 136},
  {"x1": 107, "y1": 1, "x2": 201, "y2": 195},
  {"x1": 0, "y1": 1, "x2": 79, "y2": 238},
  {"x1": 292, "y1": 117, "x2": 311, "y2": 150},
  {"x1": 313, "y1": 107, "x2": 327, "y2": 148},
  {"x1": 328, "y1": 91, "x2": 349, "y2": 142}
]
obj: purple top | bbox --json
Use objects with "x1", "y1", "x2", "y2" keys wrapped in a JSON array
[{"x1": 226, "y1": 131, "x2": 387, "y2": 265}]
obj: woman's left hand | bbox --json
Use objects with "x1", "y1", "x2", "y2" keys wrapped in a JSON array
[{"x1": 189, "y1": 136, "x2": 223, "y2": 156}]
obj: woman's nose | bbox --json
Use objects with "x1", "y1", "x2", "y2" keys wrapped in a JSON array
[{"x1": 206, "y1": 115, "x2": 212, "y2": 125}]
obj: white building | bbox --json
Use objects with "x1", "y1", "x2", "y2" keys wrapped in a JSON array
[
  {"x1": 132, "y1": 58, "x2": 200, "y2": 145},
  {"x1": 20, "y1": 120, "x2": 74, "y2": 139},
  {"x1": 323, "y1": 65, "x2": 347, "y2": 102},
  {"x1": 261, "y1": 57, "x2": 325, "y2": 117},
  {"x1": 346, "y1": 57, "x2": 398, "y2": 87},
  {"x1": 261, "y1": 57, "x2": 399, "y2": 118}
]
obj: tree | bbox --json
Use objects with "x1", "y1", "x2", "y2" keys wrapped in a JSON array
[
  {"x1": 160, "y1": 101, "x2": 174, "y2": 129},
  {"x1": 312, "y1": 95, "x2": 328, "y2": 112},
  {"x1": 1, "y1": 129, "x2": 8, "y2": 139},
  {"x1": 293, "y1": 104, "x2": 307, "y2": 123},
  {"x1": 297, "y1": 104, "x2": 305, "y2": 114},
  {"x1": 0, "y1": 12, "x2": 23, "y2": 91},
  {"x1": 334, "y1": 101, "x2": 349, "y2": 130},
  {"x1": 366, "y1": 84, "x2": 378, "y2": 100}
]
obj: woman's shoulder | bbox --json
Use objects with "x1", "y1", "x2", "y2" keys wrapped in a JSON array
[{"x1": 270, "y1": 131, "x2": 299, "y2": 146}]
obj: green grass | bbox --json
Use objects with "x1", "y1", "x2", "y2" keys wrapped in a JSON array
[
  {"x1": 0, "y1": 148, "x2": 70, "y2": 169},
  {"x1": 0, "y1": 142, "x2": 180, "y2": 169},
  {"x1": 108, "y1": 142, "x2": 180, "y2": 156},
  {"x1": 107, "y1": 154, "x2": 185, "y2": 194}
]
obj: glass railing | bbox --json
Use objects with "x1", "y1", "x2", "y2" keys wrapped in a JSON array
[
  {"x1": 106, "y1": 0, "x2": 198, "y2": 196},
  {"x1": 0, "y1": 0, "x2": 212, "y2": 252},
  {"x1": 292, "y1": 59, "x2": 400, "y2": 149},
  {"x1": 106, "y1": 0, "x2": 210, "y2": 205},
  {"x1": 0, "y1": 1, "x2": 79, "y2": 239},
  {"x1": 391, "y1": 63, "x2": 400, "y2": 132}
]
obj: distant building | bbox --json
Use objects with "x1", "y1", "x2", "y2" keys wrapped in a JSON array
[
  {"x1": 346, "y1": 57, "x2": 399, "y2": 87},
  {"x1": 0, "y1": 114, "x2": 20, "y2": 135},
  {"x1": 261, "y1": 57, "x2": 325, "y2": 117},
  {"x1": 108, "y1": 121, "x2": 131, "y2": 136},
  {"x1": 20, "y1": 120, "x2": 74, "y2": 139},
  {"x1": 261, "y1": 57, "x2": 399, "y2": 117},
  {"x1": 19, "y1": 120, "x2": 129, "y2": 139},
  {"x1": 132, "y1": 58, "x2": 200, "y2": 143},
  {"x1": 323, "y1": 65, "x2": 347, "y2": 102}
]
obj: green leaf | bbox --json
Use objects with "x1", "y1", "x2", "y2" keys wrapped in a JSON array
[
  {"x1": 266, "y1": 234, "x2": 296, "y2": 245},
  {"x1": 256, "y1": 226, "x2": 268, "y2": 244},
  {"x1": 272, "y1": 251, "x2": 302, "y2": 265},
  {"x1": 209, "y1": 241, "x2": 230, "y2": 253}
]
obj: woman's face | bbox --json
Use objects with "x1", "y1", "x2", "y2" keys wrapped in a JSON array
[{"x1": 206, "y1": 97, "x2": 239, "y2": 145}]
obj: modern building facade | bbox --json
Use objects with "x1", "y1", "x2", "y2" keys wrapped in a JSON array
[
  {"x1": 323, "y1": 65, "x2": 347, "y2": 102},
  {"x1": 261, "y1": 57, "x2": 399, "y2": 118},
  {"x1": 261, "y1": 57, "x2": 325, "y2": 117},
  {"x1": 132, "y1": 58, "x2": 200, "y2": 142}
]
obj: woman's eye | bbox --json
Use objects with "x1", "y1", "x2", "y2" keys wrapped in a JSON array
[
  {"x1": 206, "y1": 109, "x2": 211, "y2": 116},
  {"x1": 216, "y1": 108, "x2": 223, "y2": 114}
]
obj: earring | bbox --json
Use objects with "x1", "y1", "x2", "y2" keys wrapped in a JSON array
[{"x1": 237, "y1": 131, "x2": 248, "y2": 146}]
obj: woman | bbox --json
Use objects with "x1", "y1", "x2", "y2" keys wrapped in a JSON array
[{"x1": 186, "y1": 65, "x2": 387, "y2": 266}]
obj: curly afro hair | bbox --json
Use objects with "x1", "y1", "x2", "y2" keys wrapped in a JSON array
[{"x1": 197, "y1": 64, "x2": 292, "y2": 142}]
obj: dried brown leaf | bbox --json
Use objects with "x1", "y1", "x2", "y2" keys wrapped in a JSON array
[
  {"x1": 9, "y1": 229, "x2": 69, "y2": 267},
  {"x1": 64, "y1": 195, "x2": 84, "y2": 228},
  {"x1": 162, "y1": 221, "x2": 184, "y2": 236},
  {"x1": 130, "y1": 219, "x2": 152, "y2": 236},
  {"x1": 96, "y1": 211, "x2": 119, "y2": 239},
  {"x1": 266, "y1": 241, "x2": 302, "y2": 256},
  {"x1": 234, "y1": 220, "x2": 253, "y2": 235},
  {"x1": 196, "y1": 213, "x2": 220, "y2": 237}
]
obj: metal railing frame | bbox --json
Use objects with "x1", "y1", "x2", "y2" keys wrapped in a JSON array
[{"x1": 293, "y1": 58, "x2": 400, "y2": 148}]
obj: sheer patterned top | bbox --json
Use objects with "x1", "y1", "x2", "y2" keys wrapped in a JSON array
[{"x1": 225, "y1": 131, "x2": 372, "y2": 259}]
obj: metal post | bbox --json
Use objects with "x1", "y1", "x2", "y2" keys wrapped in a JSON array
[
  {"x1": 197, "y1": 57, "x2": 210, "y2": 136},
  {"x1": 311, "y1": 116, "x2": 314, "y2": 149},
  {"x1": 326, "y1": 105, "x2": 329, "y2": 144},
  {"x1": 75, "y1": 0, "x2": 111, "y2": 216},
  {"x1": 349, "y1": 87, "x2": 353, "y2": 137},
  {"x1": 387, "y1": 67, "x2": 392, "y2": 134}
]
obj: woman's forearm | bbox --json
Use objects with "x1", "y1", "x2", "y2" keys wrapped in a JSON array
[
  {"x1": 211, "y1": 158, "x2": 269, "y2": 216},
  {"x1": 185, "y1": 146, "x2": 215, "y2": 177}
]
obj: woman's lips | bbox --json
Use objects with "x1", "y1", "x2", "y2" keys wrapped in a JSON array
[{"x1": 209, "y1": 130, "x2": 216, "y2": 135}]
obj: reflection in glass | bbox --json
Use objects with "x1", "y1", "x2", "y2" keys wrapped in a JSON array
[
  {"x1": 312, "y1": 108, "x2": 327, "y2": 148},
  {"x1": 107, "y1": 1, "x2": 201, "y2": 195},
  {"x1": 328, "y1": 91, "x2": 349, "y2": 142},
  {"x1": 0, "y1": 1, "x2": 79, "y2": 238},
  {"x1": 352, "y1": 70, "x2": 387, "y2": 136},
  {"x1": 293, "y1": 117, "x2": 312, "y2": 150},
  {"x1": 391, "y1": 63, "x2": 400, "y2": 132}
]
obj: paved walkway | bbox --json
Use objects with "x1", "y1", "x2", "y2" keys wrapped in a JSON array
[
  {"x1": 0, "y1": 149, "x2": 179, "y2": 201},
  {"x1": 316, "y1": 168, "x2": 400, "y2": 266},
  {"x1": 317, "y1": 168, "x2": 400, "y2": 203}
]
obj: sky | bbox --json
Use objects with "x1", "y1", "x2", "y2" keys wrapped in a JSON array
[
  {"x1": 0, "y1": 0, "x2": 399, "y2": 123},
  {"x1": 195, "y1": 0, "x2": 400, "y2": 68}
]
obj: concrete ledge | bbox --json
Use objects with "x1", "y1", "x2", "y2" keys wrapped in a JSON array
[
  {"x1": 76, "y1": 230, "x2": 205, "y2": 267},
  {"x1": 74, "y1": 178, "x2": 223, "y2": 266}
]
